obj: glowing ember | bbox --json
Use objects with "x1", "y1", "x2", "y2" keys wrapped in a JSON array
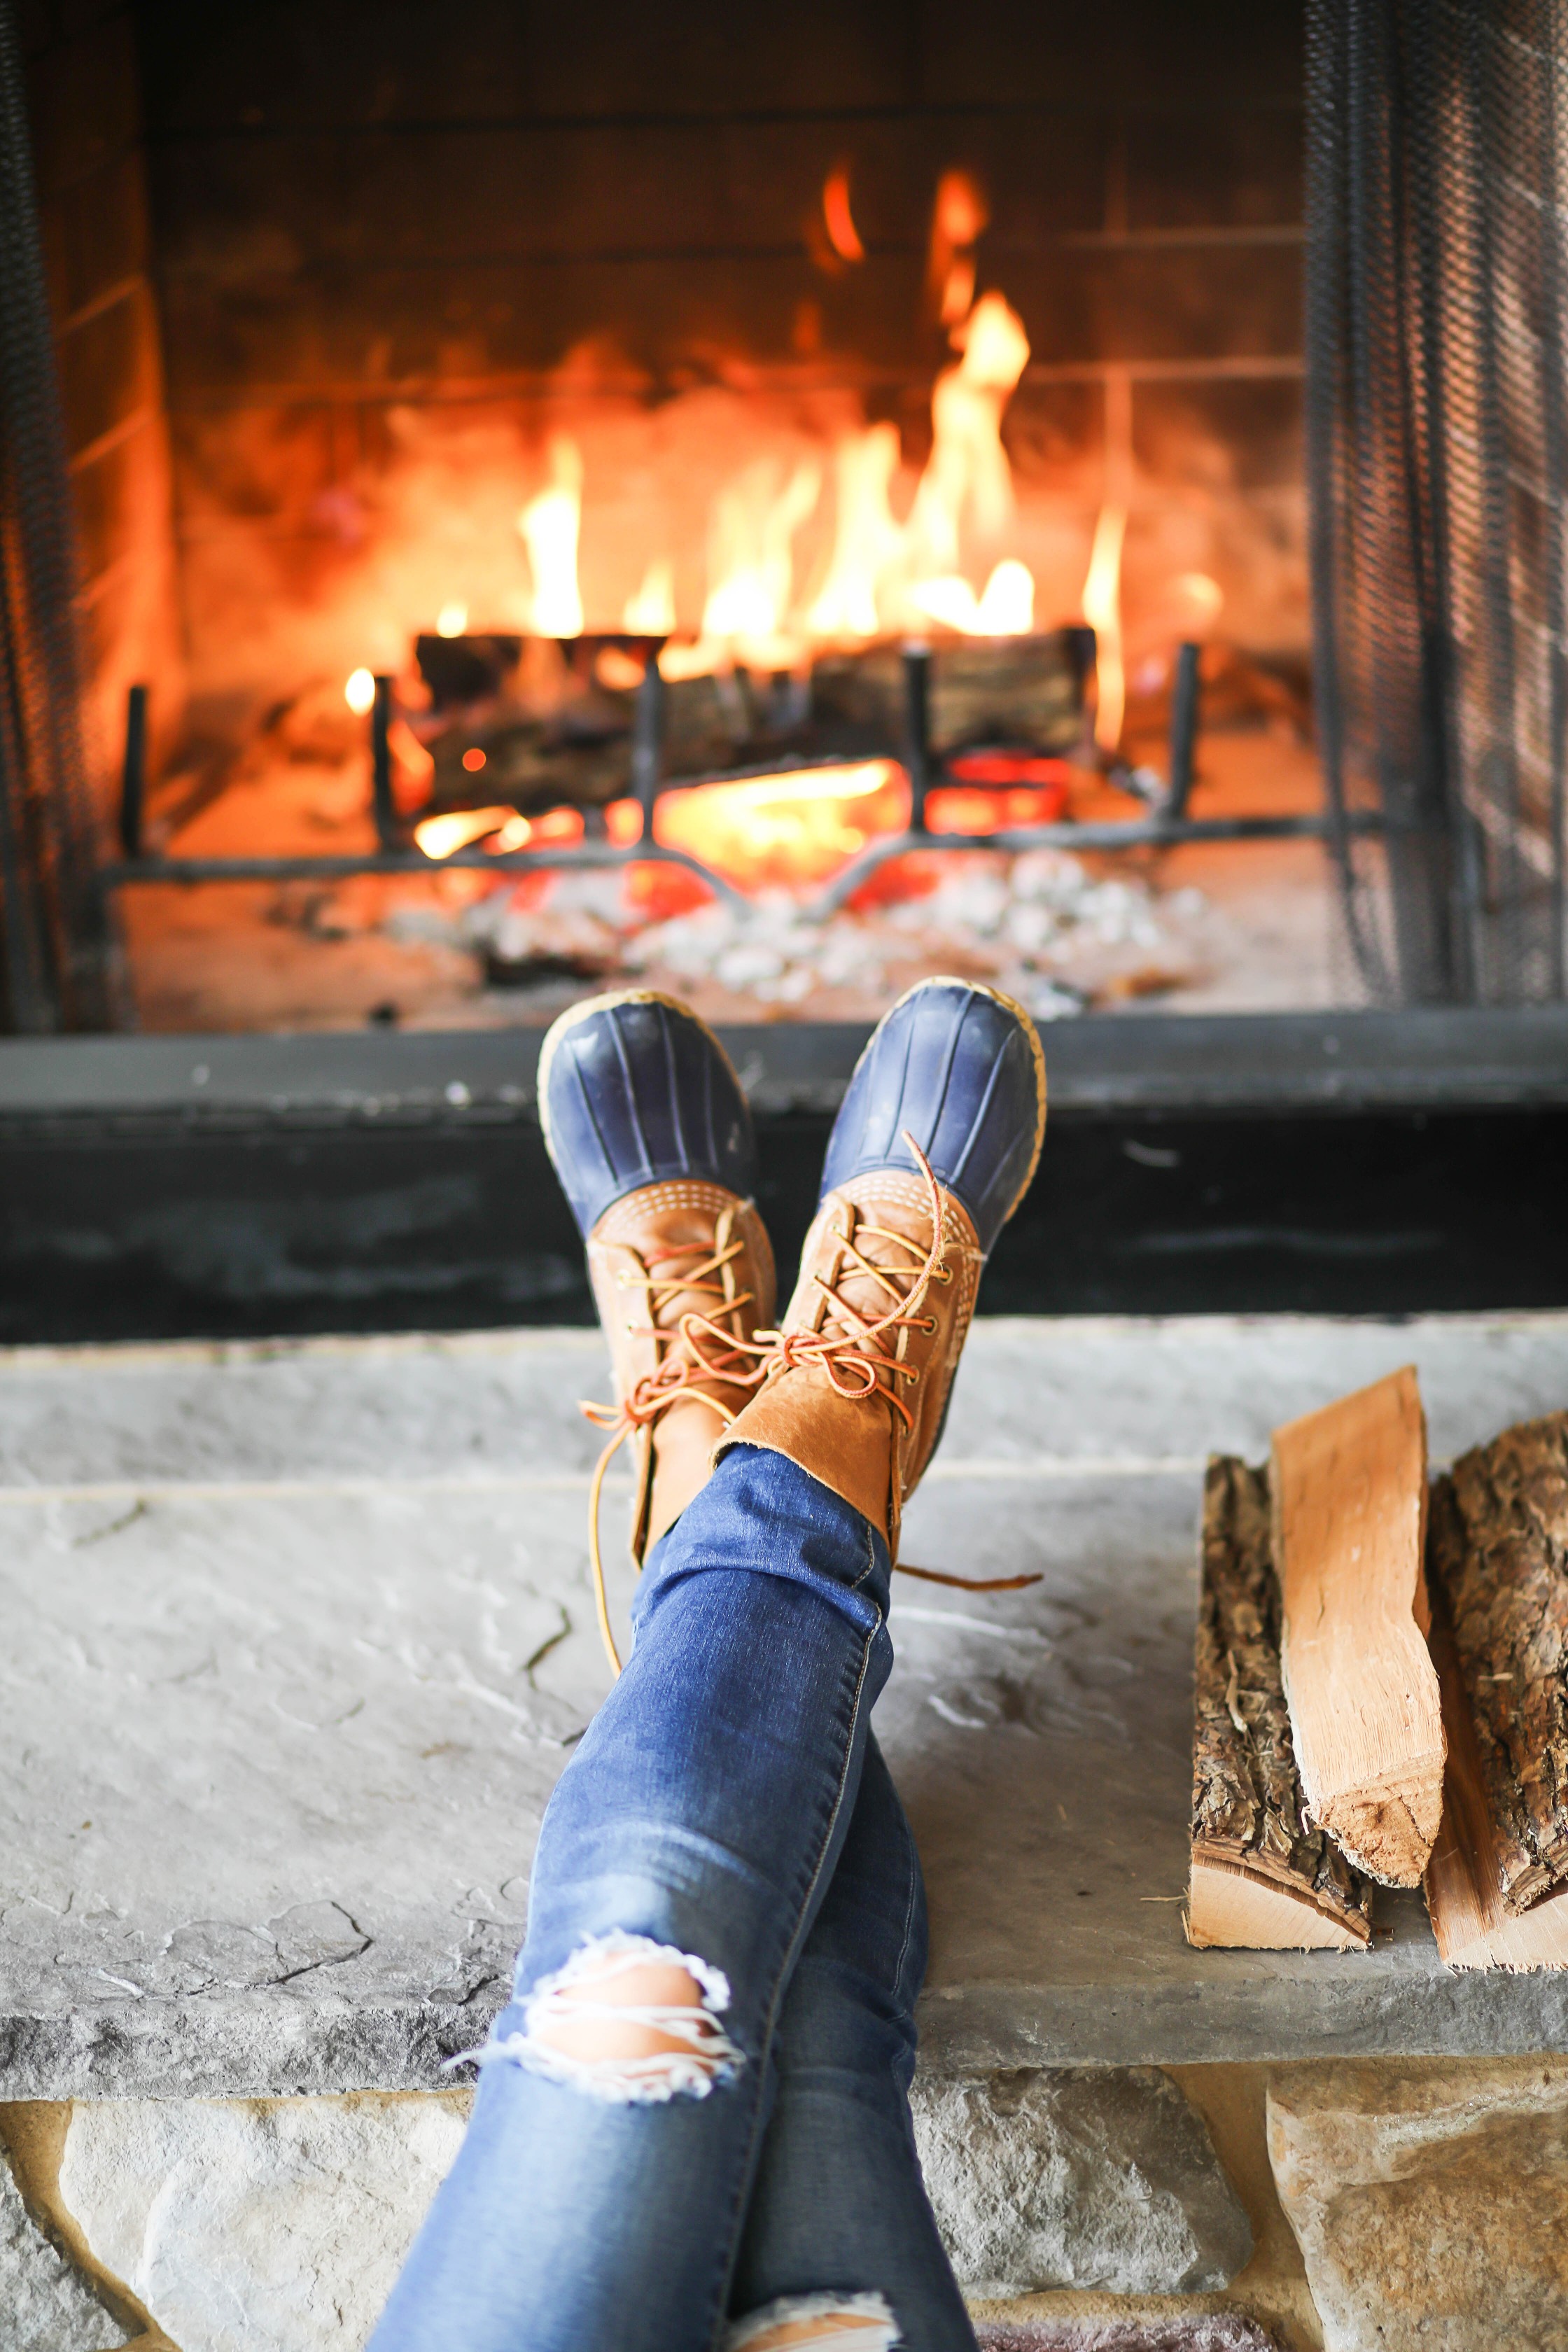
[
  {"x1": 435, "y1": 603, "x2": 468, "y2": 639},
  {"x1": 519, "y1": 437, "x2": 584, "y2": 637},
  {"x1": 414, "y1": 804, "x2": 585, "y2": 860},
  {"x1": 654, "y1": 760, "x2": 908, "y2": 892},
  {"x1": 1081, "y1": 503, "x2": 1127, "y2": 752},
  {"x1": 415, "y1": 806, "x2": 521, "y2": 858},
  {"x1": 344, "y1": 667, "x2": 376, "y2": 715}
]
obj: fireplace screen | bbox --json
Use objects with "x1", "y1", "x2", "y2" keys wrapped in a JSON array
[{"x1": 1308, "y1": 0, "x2": 1568, "y2": 1004}]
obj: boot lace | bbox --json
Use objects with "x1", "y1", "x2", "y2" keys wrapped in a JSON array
[
  {"x1": 744, "y1": 1133, "x2": 1041, "y2": 1601},
  {"x1": 580, "y1": 1203, "x2": 768, "y2": 1674}
]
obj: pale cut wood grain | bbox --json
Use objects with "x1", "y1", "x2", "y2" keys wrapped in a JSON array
[
  {"x1": 1424, "y1": 1609, "x2": 1568, "y2": 1971},
  {"x1": 1273, "y1": 1366, "x2": 1445, "y2": 1887},
  {"x1": 1187, "y1": 1854, "x2": 1368, "y2": 1951}
]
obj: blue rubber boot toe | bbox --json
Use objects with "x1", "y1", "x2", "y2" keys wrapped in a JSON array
[
  {"x1": 537, "y1": 989, "x2": 755, "y2": 1238},
  {"x1": 820, "y1": 976, "x2": 1045, "y2": 1255}
]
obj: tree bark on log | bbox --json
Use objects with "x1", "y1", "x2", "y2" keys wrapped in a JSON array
[
  {"x1": 1189, "y1": 1455, "x2": 1372, "y2": 1948},
  {"x1": 1423, "y1": 1603, "x2": 1568, "y2": 1968},
  {"x1": 1429, "y1": 1411, "x2": 1568, "y2": 1913}
]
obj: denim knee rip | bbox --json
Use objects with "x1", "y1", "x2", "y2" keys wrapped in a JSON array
[
  {"x1": 724, "y1": 2290, "x2": 901, "y2": 2351},
  {"x1": 472, "y1": 1931, "x2": 745, "y2": 2104}
]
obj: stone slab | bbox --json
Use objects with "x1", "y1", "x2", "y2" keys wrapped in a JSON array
[
  {"x1": 58, "y1": 2092, "x2": 470, "y2": 2352},
  {"x1": 911, "y1": 2066, "x2": 1253, "y2": 2295},
  {"x1": 3, "y1": 1314, "x2": 1568, "y2": 2096},
  {"x1": 1267, "y1": 2057, "x2": 1568, "y2": 2350},
  {"x1": 0, "y1": 2149, "x2": 127, "y2": 2351}
]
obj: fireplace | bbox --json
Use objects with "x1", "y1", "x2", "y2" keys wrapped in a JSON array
[{"x1": 18, "y1": 0, "x2": 1325, "y2": 1035}]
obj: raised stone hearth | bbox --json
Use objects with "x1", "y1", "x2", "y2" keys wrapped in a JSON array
[{"x1": 3, "y1": 1310, "x2": 1568, "y2": 2346}]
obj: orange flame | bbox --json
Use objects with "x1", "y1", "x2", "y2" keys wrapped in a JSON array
[
  {"x1": 806, "y1": 425, "x2": 904, "y2": 640},
  {"x1": 822, "y1": 167, "x2": 865, "y2": 264},
  {"x1": 519, "y1": 437, "x2": 584, "y2": 637},
  {"x1": 622, "y1": 559, "x2": 676, "y2": 636},
  {"x1": 901, "y1": 290, "x2": 1031, "y2": 615},
  {"x1": 699, "y1": 456, "x2": 822, "y2": 661},
  {"x1": 1081, "y1": 503, "x2": 1127, "y2": 752}
]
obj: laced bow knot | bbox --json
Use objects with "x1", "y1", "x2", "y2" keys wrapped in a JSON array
[
  {"x1": 738, "y1": 1130, "x2": 1044, "y2": 1602},
  {"x1": 742, "y1": 1131, "x2": 949, "y2": 1437}
]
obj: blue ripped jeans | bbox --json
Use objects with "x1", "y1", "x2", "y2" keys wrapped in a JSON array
[{"x1": 370, "y1": 1445, "x2": 976, "y2": 2352}]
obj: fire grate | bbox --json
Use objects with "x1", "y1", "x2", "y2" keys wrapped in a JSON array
[{"x1": 103, "y1": 636, "x2": 1367, "y2": 926}]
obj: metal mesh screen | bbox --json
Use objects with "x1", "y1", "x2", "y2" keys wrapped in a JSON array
[
  {"x1": 1308, "y1": 0, "x2": 1568, "y2": 1004},
  {"x1": 0, "y1": 0, "x2": 108, "y2": 1029}
]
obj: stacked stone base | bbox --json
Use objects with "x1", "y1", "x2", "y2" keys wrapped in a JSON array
[{"x1": 4, "y1": 2057, "x2": 1564, "y2": 2351}]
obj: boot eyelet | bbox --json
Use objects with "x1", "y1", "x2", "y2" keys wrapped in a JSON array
[{"x1": 918, "y1": 1315, "x2": 937, "y2": 1334}]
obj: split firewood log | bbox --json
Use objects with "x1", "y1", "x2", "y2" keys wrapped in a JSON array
[
  {"x1": 1428, "y1": 1411, "x2": 1568, "y2": 1913},
  {"x1": 1189, "y1": 1454, "x2": 1373, "y2": 1950},
  {"x1": 1272, "y1": 1367, "x2": 1445, "y2": 1888},
  {"x1": 1423, "y1": 1600, "x2": 1568, "y2": 1968}
]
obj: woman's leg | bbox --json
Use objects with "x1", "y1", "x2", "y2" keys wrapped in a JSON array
[
  {"x1": 372, "y1": 976, "x2": 1045, "y2": 2352},
  {"x1": 370, "y1": 1443, "x2": 893, "y2": 2352},
  {"x1": 728, "y1": 1734, "x2": 979, "y2": 2352}
]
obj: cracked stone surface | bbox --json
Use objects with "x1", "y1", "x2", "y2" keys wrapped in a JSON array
[
  {"x1": 972, "y1": 2324, "x2": 1283, "y2": 2350},
  {"x1": 2, "y1": 1315, "x2": 1568, "y2": 2095},
  {"x1": 1268, "y1": 2057, "x2": 1568, "y2": 2350},
  {"x1": 911, "y1": 2066, "x2": 1253, "y2": 2295},
  {"x1": 57, "y1": 2092, "x2": 469, "y2": 2352},
  {"x1": 0, "y1": 2146, "x2": 127, "y2": 2351}
]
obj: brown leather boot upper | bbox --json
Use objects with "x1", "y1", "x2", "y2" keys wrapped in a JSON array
[
  {"x1": 715, "y1": 1156, "x2": 982, "y2": 1556},
  {"x1": 585, "y1": 1177, "x2": 776, "y2": 1565}
]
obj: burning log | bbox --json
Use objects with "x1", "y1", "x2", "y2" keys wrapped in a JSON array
[
  {"x1": 1428, "y1": 1412, "x2": 1568, "y2": 1914},
  {"x1": 1188, "y1": 1453, "x2": 1373, "y2": 1950},
  {"x1": 810, "y1": 631, "x2": 1083, "y2": 758},
  {"x1": 415, "y1": 629, "x2": 1086, "y2": 822}
]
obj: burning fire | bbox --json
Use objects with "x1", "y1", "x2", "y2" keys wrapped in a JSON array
[
  {"x1": 623, "y1": 559, "x2": 676, "y2": 636},
  {"x1": 679, "y1": 284, "x2": 1037, "y2": 663},
  {"x1": 699, "y1": 457, "x2": 822, "y2": 659},
  {"x1": 909, "y1": 557, "x2": 1034, "y2": 637},
  {"x1": 519, "y1": 437, "x2": 584, "y2": 637},
  {"x1": 654, "y1": 761, "x2": 907, "y2": 892},
  {"x1": 414, "y1": 804, "x2": 584, "y2": 859},
  {"x1": 1081, "y1": 503, "x2": 1127, "y2": 752},
  {"x1": 344, "y1": 170, "x2": 1136, "y2": 800}
]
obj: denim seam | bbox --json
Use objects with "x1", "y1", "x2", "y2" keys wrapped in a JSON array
[
  {"x1": 891, "y1": 1804, "x2": 922, "y2": 2010},
  {"x1": 704, "y1": 1607, "x2": 885, "y2": 2352},
  {"x1": 847, "y1": 1520, "x2": 880, "y2": 1595}
]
